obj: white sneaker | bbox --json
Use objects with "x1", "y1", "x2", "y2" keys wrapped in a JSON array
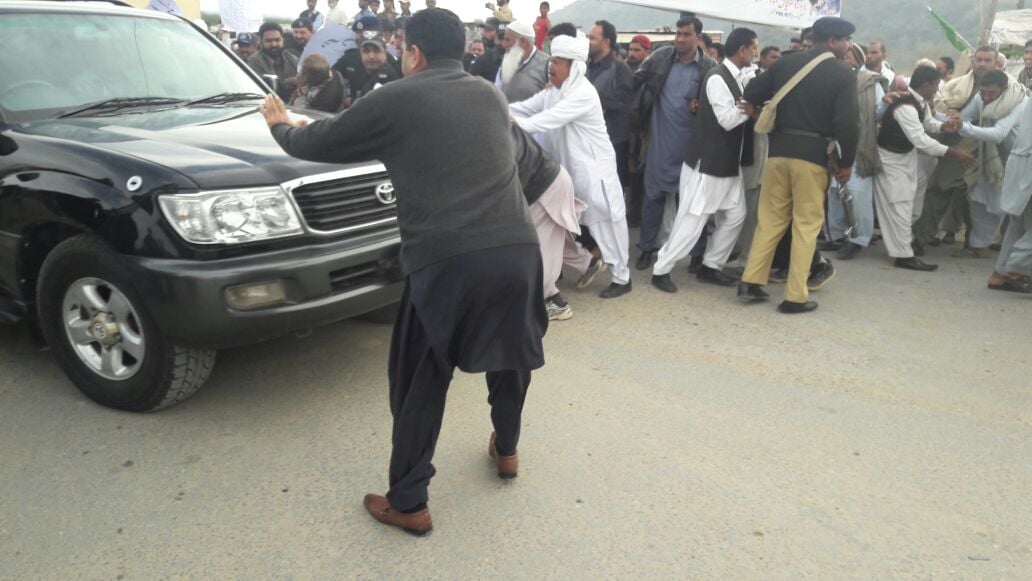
[{"x1": 546, "y1": 298, "x2": 573, "y2": 321}]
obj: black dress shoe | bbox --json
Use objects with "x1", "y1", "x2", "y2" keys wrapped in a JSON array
[
  {"x1": 737, "y1": 282, "x2": 769, "y2": 302},
  {"x1": 635, "y1": 250, "x2": 657, "y2": 271},
  {"x1": 687, "y1": 255, "x2": 703, "y2": 274},
  {"x1": 696, "y1": 265, "x2": 737, "y2": 286},
  {"x1": 894, "y1": 257, "x2": 938, "y2": 271},
  {"x1": 911, "y1": 239, "x2": 925, "y2": 257},
  {"x1": 777, "y1": 300, "x2": 818, "y2": 314},
  {"x1": 818, "y1": 239, "x2": 844, "y2": 252},
  {"x1": 599, "y1": 281, "x2": 632, "y2": 298},
  {"x1": 837, "y1": 242, "x2": 862, "y2": 260},
  {"x1": 651, "y1": 274, "x2": 677, "y2": 293}
]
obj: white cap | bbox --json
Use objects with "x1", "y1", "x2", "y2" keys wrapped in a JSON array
[{"x1": 507, "y1": 20, "x2": 534, "y2": 39}]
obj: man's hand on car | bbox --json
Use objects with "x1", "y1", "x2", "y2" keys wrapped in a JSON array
[{"x1": 259, "y1": 94, "x2": 305, "y2": 129}]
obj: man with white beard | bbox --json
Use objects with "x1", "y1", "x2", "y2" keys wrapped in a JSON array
[
  {"x1": 496, "y1": 21, "x2": 550, "y2": 103},
  {"x1": 510, "y1": 34, "x2": 633, "y2": 298}
]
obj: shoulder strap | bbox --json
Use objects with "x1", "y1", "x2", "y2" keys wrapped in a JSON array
[
  {"x1": 767, "y1": 52, "x2": 834, "y2": 111},
  {"x1": 754, "y1": 52, "x2": 834, "y2": 134}
]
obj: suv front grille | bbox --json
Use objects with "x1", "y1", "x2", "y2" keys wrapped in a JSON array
[{"x1": 291, "y1": 171, "x2": 397, "y2": 235}]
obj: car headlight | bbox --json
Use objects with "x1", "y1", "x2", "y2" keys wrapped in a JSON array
[{"x1": 159, "y1": 188, "x2": 304, "y2": 244}]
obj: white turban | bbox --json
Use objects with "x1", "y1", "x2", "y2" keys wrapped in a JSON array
[
  {"x1": 550, "y1": 33, "x2": 589, "y2": 99},
  {"x1": 507, "y1": 20, "x2": 535, "y2": 40},
  {"x1": 549, "y1": 33, "x2": 589, "y2": 62}
]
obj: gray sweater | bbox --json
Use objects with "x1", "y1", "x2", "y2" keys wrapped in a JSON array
[
  {"x1": 502, "y1": 49, "x2": 550, "y2": 104},
  {"x1": 272, "y1": 60, "x2": 537, "y2": 275}
]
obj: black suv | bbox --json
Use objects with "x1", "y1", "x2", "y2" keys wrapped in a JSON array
[{"x1": 0, "y1": 2, "x2": 403, "y2": 411}]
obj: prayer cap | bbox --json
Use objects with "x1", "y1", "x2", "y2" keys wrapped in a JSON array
[{"x1": 508, "y1": 20, "x2": 534, "y2": 39}]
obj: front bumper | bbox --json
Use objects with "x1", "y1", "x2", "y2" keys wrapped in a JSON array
[{"x1": 124, "y1": 232, "x2": 403, "y2": 349}]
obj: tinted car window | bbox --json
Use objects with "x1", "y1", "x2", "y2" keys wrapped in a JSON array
[{"x1": 0, "y1": 13, "x2": 261, "y2": 121}]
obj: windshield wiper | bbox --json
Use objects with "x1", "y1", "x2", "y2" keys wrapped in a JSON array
[
  {"x1": 183, "y1": 92, "x2": 266, "y2": 107},
  {"x1": 58, "y1": 97, "x2": 186, "y2": 119}
]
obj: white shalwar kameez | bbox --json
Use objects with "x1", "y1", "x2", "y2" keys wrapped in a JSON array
[
  {"x1": 510, "y1": 67, "x2": 631, "y2": 285},
  {"x1": 957, "y1": 93, "x2": 1029, "y2": 248},
  {"x1": 653, "y1": 59, "x2": 749, "y2": 276},
  {"x1": 874, "y1": 92, "x2": 948, "y2": 259}
]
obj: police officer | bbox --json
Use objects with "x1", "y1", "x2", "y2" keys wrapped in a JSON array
[
  {"x1": 737, "y1": 16, "x2": 860, "y2": 314},
  {"x1": 357, "y1": 31, "x2": 402, "y2": 98},
  {"x1": 332, "y1": 15, "x2": 402, "y2": 102}
]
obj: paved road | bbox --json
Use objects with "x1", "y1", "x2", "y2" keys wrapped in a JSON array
[{"x1": 2, "y1": 241, "x2": 1030, "y2": 578}]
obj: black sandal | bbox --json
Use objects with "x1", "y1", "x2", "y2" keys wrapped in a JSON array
[{"x1": 988, "y1": 278, "x2": 1032, "y2": 294}]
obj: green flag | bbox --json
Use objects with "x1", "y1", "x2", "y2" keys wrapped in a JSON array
[{"x1": 927, "y1": 6, "x2": 974, "y2": 53}]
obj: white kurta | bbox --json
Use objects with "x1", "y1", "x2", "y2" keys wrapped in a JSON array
[
  {"x1": 959, "y1": 94, "x2": 1029, "y2": 214},
  {"x1": 653, "y1": 60, "x2": 749, "y2": 276},
  {"x1": 874, "y1": 96, "x2": 948, "y2": 259},
  {"x1": 511, "y1": 77, "x2": 632, "y2": 286},
  {"x1": 682, "y1": 60, "x2": 749, "y2": 216},
  {"x1": 510, "y1": 79, "x2": 626, "y2": 226}
]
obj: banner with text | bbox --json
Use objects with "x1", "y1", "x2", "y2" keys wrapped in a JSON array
[
  {"x1": 610, "y1": 0, "x2": 842, "y2": 30},
  {"x1": 218, "y1": 0, "x2": 263, "y2": 33}
]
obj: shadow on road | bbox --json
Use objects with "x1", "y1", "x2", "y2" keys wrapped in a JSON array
[{"x1": 0, "y1": 318, "x2": 394, "y2": 414}]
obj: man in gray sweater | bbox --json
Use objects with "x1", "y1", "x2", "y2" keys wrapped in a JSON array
[{"x1": 260, "y1": 8, "x2": 547, "y2": 536}]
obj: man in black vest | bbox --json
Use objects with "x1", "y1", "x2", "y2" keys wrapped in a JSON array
[
  {"x1": 874, "y1": 66, "x2": 974, "y2": 270},
  {"x1": 260, "y1": 8, "x2": 546, "y2": 536},
  {"x1": 650, "y1": 27, "x2": 758, "y2": 293}
]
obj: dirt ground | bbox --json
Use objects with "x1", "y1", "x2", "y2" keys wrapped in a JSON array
[{"x1": 1, "y1": 239, "x2": 1030, "y2": 578}]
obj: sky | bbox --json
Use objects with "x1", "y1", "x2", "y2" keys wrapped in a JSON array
[{"x1": 198, "y1": 0, "x2": 576, "y2": 24}]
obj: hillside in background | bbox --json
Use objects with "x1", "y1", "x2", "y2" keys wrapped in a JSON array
[{"x1": 550, "y1": 0, "x2": 984, "y2": 73}]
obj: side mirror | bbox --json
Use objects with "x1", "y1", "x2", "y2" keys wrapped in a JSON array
[{"x1": 262, "y1": 74, "x2": 279, "y2": 92}]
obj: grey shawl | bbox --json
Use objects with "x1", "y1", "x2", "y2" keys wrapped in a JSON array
[{"x1": 854, "y1": 69, "x2": 885, "y2": 177}]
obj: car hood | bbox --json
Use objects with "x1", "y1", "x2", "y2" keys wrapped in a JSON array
[{"x1": 14, "y1": 106, "x2": 382, "y2": 190}]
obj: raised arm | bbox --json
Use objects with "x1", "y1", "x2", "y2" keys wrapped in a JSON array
[
  {"x1": 961, "y1": 97, "x2": 1029, "y2": 144},
  {"x1": 265, "y1": 93, "x2": 392, "y2": 164},
  {"x1": 509, "y1": 87, "x2": 550, "y2": 119},
  {"x1": 894, "y1": 104, "x2": 948, "y2": 157},
  {"x1": 512, "y1": 87, "x2": 592, "y2": 134}
]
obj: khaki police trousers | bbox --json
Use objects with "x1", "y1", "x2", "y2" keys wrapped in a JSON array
[{"x1": 742, "y1": 157, "x2": 828, "y2": 303}]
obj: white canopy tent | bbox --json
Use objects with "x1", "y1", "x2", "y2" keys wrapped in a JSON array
[
  {"x1": 990, "y1": 9, "x2": 1032, "y2": 47},
  {"x1": 607, "y1": 0, "x2": 843, "y2": 30}
]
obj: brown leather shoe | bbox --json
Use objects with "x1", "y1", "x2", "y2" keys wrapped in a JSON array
[
  {"x1": 363, "y1": 494, "x2": 432, "y2": 536},
  {"x1": 488, "y1": 431, "x2": 519, "y2": 479}
]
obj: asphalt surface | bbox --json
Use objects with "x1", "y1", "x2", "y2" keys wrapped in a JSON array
[{"x1": 1, "y1": 239, "x2": 1030, "y2": 579}]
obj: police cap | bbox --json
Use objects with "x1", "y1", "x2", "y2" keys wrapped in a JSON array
[{"x1": 811, "y1": 17, "x2": 855, "y2": 39}]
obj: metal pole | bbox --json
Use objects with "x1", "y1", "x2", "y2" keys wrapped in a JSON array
[
  {"x1": 982, "y1": 0, "x2": 1000, "y2": 45},
  {"x1": 980, "y1": 0, "x2": 985, "y2": 46}
]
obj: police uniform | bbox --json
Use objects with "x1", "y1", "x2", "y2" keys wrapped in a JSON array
[{"x1": 739, "y1": 17, "x2": 859, "y2": 311}]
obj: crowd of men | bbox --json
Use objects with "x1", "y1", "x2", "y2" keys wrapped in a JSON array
[
  {"x1": 259, "y1": 5, "x2": 1032, "y2": 536},
  {"x1": 246, "y1": 1, "x2": 1032, "y2": 320}
]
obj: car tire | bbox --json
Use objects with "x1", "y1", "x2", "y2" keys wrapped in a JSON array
[
  {"x1": 356, "y1": 302, "x2": 399, "y2": 324},
  {"x1": 37, "y1": 235, "x2": 216, "y2": 412}
]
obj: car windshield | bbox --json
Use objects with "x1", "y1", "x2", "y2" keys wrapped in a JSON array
[{"x1": 0, "y1": 12, "x2": 262, "y2": 121}]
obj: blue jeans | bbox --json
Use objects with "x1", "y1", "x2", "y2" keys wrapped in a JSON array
[{"x1": 826, "y1": 172, "x2": 875, "y2": 246}]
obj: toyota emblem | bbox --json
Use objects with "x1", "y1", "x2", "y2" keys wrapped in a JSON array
[{"x1": 375, "y1": 182, "x2": 396, "y2": 205}]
